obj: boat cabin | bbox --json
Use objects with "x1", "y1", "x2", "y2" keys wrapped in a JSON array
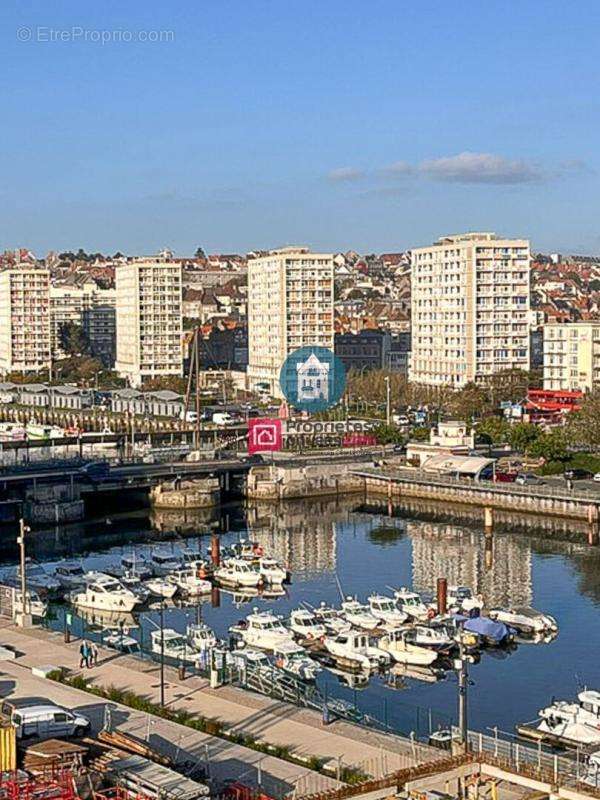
[{"x1": 579, "y1": 690, "x2": 600, "y2": 717}]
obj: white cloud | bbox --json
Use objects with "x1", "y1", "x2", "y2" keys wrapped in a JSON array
[
  {"x1": 419, "y1": 151, "x2": 544, "y2": 184},
  {"x1": 380, "y1": 160, "x2": 414, "y2": 178},
  {"x1": 326, "y1": 166, "x2": 365, "y2": 182}
]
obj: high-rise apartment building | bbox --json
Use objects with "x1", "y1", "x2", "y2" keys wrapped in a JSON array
[
  {"x1": 247, "y1": 247, "x2": 334, "y2": 396},
  {"x1": 50, "y1": 279, "x2": 116, "y2": 365},
  {"x1": 409, "y1": 232, "x2": 530, "y2": 386},
  {"x1": 543, "y1": 321, "x2": 600, "y2": 392},
  {"x1": 0, "y1": 267, "x2": 51, "y2": 374},
  {"x1": 115, "y1": 260, "x2": 183, "y2": 386}
]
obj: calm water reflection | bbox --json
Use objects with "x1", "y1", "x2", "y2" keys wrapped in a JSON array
[{"x1": 7, "y1": 496, "x2": 600, "y2": 736}]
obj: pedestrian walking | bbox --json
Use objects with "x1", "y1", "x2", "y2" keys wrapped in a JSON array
[
  {"x1": 90, "y1": 642, "x2": 99, "y2": 667},
  {"x1": 79, "y1": 640, "x2": 89, "y2": 669}
]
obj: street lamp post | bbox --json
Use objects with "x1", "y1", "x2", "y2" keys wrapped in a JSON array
[
  {"x1": 385, "y1": 376, "x2": 391, "y2": 426},
  {"x1": 454, "y1": 625, "x2": 474, "y2": 752},
  {"x1": 17, "y1": 518, "x2": 31, "y2": 627},
  {"x1": 159, "y1": 598, "x2": 165, "y2": 707}
]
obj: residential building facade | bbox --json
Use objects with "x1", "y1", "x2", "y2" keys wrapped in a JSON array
[
  {"x1": 409, "y1": 233, "x2": 530, "y2": 387},
  {"x1": 49, "y1": 279, "x2": 116, "y2": 365},
  {"x1": 247, "y1": 247, "x2": 334, "y2": 396},
  {"x1": 334, "y1": 330, "x2": 391, "y2": 372},
  {"x1": 543, "y1": 321, "x2": 600, "y2": 391},
  {"x1": 115, "y1": 260, "x2": 183, "y2": 386},
  {"x1": 0, "y1": 267, "x2": 51, "y2": 374}
]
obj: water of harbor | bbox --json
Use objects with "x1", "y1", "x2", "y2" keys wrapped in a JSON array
[{"x1": 3, "y1": 496, "x2": 600, "y2": 739}]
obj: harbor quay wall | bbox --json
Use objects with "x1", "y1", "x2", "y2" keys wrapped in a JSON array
[
  {"x1": 150, "y1": 477, "x2": 221, "y2": 509},
  {"x1": 358, "y1": 470, "x2": 600, "y2": 522},
  {"x1": 246, "y1": 463, "x2": 364, "y2": 501}
]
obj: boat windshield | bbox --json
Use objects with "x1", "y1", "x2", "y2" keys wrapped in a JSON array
[
  {"x1": 62, "y1": 566, "x2": 84, "y2": 576},
  {"x1": 165, "y1": 635, "x2": 185, "y2": 648},
  {"x1": 154, "y1": 554, "x2": 177, "y2": 564},
  {"x1": 454, "y1": 587, "x2": 472, "y2": 599},
  {"x1": 403, "y1": 595, "x2": 420, "y2": 606},
  {"x1": 375, "y1": 599, "x2": 394, "y2": 611}
]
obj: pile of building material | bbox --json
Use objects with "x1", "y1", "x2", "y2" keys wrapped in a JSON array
[
  {"x1": 21, "y1": 738, "x2": 87, "y2": 775},
  {"x1": 101, "y1": 755, "x2": 210, "y2": 800}
]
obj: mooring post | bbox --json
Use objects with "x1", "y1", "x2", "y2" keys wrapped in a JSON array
[
  {"x1": 437, "y1": 577, "x2": 447, "y2": 615},
  {"x1": 588, "y1": 505, "x2": 599, "y2": 546},
  {"x1": 484, "y1": 506, "x2": 494, "y2": 534}
]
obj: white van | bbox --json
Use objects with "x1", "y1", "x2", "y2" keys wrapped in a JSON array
[{"x1": 2, "y1": 700, "x2": 90, "y2": 740}]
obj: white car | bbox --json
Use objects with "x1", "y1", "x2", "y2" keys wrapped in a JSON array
[{"x1": 593, "y1": 473, "x2": 600, "y2": 483}]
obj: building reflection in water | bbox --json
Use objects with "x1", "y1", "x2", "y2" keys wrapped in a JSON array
[
  {"x1": 246, "y1": 499, "x2": 344, "y2": 576},
  {"x1": 408, "y1": 520, "x2": 533, "y2": 608}
]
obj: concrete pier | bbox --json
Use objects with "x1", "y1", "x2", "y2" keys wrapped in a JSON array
[
  {"x1": 356, "y1": 467, "x2": 600, "y2": 523},
  {"x1": 150, "y1": 476, "x2": 220, "y2": 509}
]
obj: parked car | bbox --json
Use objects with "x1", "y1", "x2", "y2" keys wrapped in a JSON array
[
  {"x1": 515, "y1": 473, "x2": 545, "y2": 486},
  {"x1": 594, "y1": 473, "x2": 600, "y2": 483},
  {"x1": 493, "y1": 471, "x2": 518, "y2": 483},
  {"x1": 564, "y1": 469, "x2": 594, "y2": 481}
]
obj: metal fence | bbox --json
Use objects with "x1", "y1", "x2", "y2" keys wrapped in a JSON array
[{"x1": 356, "y1": 466, "x2": 600, "y2": 504}]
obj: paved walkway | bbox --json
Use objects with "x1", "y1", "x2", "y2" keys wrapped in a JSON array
[{"x1": 0, "y1": 623, "x2": 440, "y2": 783}]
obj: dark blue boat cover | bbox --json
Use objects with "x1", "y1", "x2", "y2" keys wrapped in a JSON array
[{"x1": 462, "y1": 616, "x2": 509, "y2": 642}]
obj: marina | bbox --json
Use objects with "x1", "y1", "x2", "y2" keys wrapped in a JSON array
[{"x1": 1, "y1": 494, "x2": 599, "y2": 744}]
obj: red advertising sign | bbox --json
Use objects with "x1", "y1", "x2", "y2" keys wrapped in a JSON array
[
  {"x1": 343, "y1": 433, "x2": 378, "y2": 448},
  {"x1": 248, "y1": 418, "x2": 283, "y2": 454}
]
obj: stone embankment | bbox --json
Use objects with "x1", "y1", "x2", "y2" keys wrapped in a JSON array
[
  {"x1": 150, "y1": 476, "x2": 221, "y2": 509},
  {"x1": 247, "y1": 463, "x2": 364, "y2": 501},
  {"x1": 356, "y1": 467, "x2": 600, "y2": 523}
]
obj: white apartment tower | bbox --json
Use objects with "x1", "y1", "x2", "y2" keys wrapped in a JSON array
[
  {"x1": 50, "y1": 279, "x2": 116, "y2": 364},
  {"x1": 543, "y1": 321, "x2": 600, "y2": 392},
  {"x1": 115, "y1": 260, "x2": 183, "y2": 386},
  {"x1": 247, "y1": 247, "x2": 334, "y2": 396},
  {"x1": 409, "y1": 233, "x2": 530, "y2": 386},
  {"x1": 0, "y1": 267, "x2": 51, "y2": 374}
]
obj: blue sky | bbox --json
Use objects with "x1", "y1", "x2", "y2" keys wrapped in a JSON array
[{"x1": 1, "y1": 0, "x2": 599, "y2": 255}]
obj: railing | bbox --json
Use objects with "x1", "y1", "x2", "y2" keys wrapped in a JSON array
[{"x1": 355, "y1": 466, "x2": 600, "y2": 504}]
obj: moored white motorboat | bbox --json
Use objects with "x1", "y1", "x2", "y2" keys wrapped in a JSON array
[
  {"x1": 104, "y1": 629, "x2": 139, "y2": 653},
  {"x1": 289, "y1": 609, "x2": 327, "y2": 640},
  {"x1": 118, "y1": 572, "x2": 151, "y2": 603},
  {"x1": 150, "y1": 549, "x2": 183, "y2": 577},
  {"x1": 404, "y1": 624, "x2": 454, "y2": 651},
  {"x1": 224, "y1": 539, "x2": 264, "y2": 561},
  {"x1": 9, "y1": 586, "x2": 48, "y2": 618},
  {"x1": 187, "y1": 621, "x2": 218, "y2": 652},
  {"x1": 341, "y1": 597, "x2": 379, "y2": 630},
  {"x1": 368, "y1": 594, "x2": 408, "y2": 628},
  {"x1": 229, "y1": 609, "x2": 296, "y2": 651},
  {"x1": 70, "y1": 573, "x2": 140, "y2": 612},
  {"x1": 447, "y1": 586, "x2": 483, "y2": 614},
  {"x1": 393, "y1": 588, "x2": 431, "y2": 621},
  {"x1": 488, "y1": 606, "x2": 558, "y2": 636},
  {"x1": 323, "y1": 629, "x2": 391, "y2": 672},
  {"x1": 144, "y1": 577, "x2": 178, "y2": 599},
  {"x1": 214, "y1": 558, "x2": 264, "y2": 588},
  {"x1": 532, "y1": 701, "x2": 600, "y2": 746},
  {"x1": 119, "y1": 553, "x2": 153, "y2": 580},
  {"x1": 150, "y1": 629, "x2": 203, "y2": 664},
  {"x1": 54, "y1": 562, "x2": 87, "y2": 591},
  {"x1": 311, "y1": 602, "x2": 351, "y2": 635},
  {"x1": 273, "y1": 642, "x2": 321, "y2": 681},
  {"x1": 16, "y1": 563, "x2": 61, "y2": 598},
  {"x1": 379, "y1": 628, "x2": 438, "y2": 666},
  {"x1": 167, "y1": 568, "x2": 212, "y2": 597},
  {"x1": 256, "y1": 557, "x2": 287, "y2": 585}
]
